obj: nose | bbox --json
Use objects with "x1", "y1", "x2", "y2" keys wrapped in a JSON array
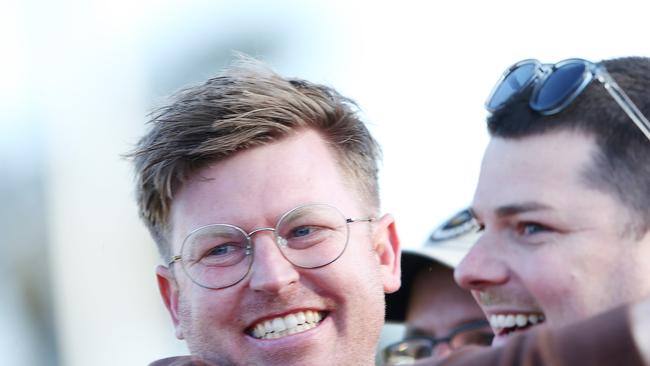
[
  {"x1": 454, "y1": 233, "x2": 509, "y2": 291},
  {"x1": 247, "y1": 230, "x2": 299, "y2": 293}
]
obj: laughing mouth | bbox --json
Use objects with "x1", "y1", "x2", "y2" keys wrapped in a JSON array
[
  {"x1": 248, "y1": 310, "x2": 326, "y2": 340},
  {"x1": 489, "y1": 312, "x2": 545, "y2": 336}
]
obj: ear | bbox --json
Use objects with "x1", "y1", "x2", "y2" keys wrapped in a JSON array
[
  {"x1": 372, "y1": 213, "x2": 401, "y2": 294},
  {"x1": 156, "y1": 265, "x2": 185, "y2": 340}
]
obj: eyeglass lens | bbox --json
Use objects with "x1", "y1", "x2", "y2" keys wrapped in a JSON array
[
  {"x1": 487, "y1": 62, "x2": 537, "y2": 111},
  {"x1": 179, "y1": 204, "x2": 350, "y2": 289},
  {"x1": 448, "y1": 327, "x2": 494, "y2": 349},
  {"x1": 383, "y1": 338, "x2": 433, "y2": 365},
  {"x1": 182, "y1": 225, "x2": 253, "y2": 288},
  {"x1": 532, "y1": 62, "x2": 586, "y2": 111},
  {"x1": 275, "y1": 204, "x2": 348, "y2": 268}
]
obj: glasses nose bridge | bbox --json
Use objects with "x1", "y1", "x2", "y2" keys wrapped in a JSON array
[
  {"x1": 246, "y1": 227, "x2": 286, "y2": 249},
  {"x1": 247, "y1": 226, "x2": 276, "y2": 237}
]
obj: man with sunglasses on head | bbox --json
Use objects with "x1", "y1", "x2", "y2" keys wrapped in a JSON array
[
  {"x1": 130, "y1": 57, "x2": 401, "y2": 366},
  {"x1": 381, "y1": 208, "x2": 493, "y2": 365},
  {"x1": 451, "y1": 57, "x2": 650, "y2": 362}
]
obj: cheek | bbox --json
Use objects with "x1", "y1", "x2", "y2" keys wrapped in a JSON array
[
  {"x1": 315, "y1": 250, "x2": 383, "y2": 297},
  {"x1": 178, "y1": 286, "x2": 239, "y2": 334},
  {"x1": 516, "y1": 250, "x2": 586, "y2": 322},
  {"x1": 319, "y1": 242, "x2": 385, "y2": 310}
]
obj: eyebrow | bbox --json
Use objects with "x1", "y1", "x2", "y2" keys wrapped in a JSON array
[{"x1": 492, "y1": 202, "x2": 553, "y2": 218}]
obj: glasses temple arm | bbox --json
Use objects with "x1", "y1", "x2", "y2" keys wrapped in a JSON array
[
  {"x1": 597, "y1": 68, "x2": 650, "y2": 141},
  {"x1": 168, "y1": 255, "x2": 181, "y2": 266},
  {"x1": 346, "y1": 218, "x2": 375, "y2": 223}
]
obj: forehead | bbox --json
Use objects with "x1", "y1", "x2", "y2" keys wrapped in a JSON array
[
  {"x1": 168, "y1": 130, "x2": 365, "y2": 246},
  {"x1": 473, "y1": 131, "x2": 598, "y2": 215}
]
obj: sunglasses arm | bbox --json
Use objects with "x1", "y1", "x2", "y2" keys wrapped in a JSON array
[{"x1": 597, "y1": 67, "x2": 650, "y2": 141}]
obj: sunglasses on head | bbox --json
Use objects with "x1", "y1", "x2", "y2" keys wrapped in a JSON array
[{"x1": 485, "y1": 58, "x2": 650, "y2": 141}]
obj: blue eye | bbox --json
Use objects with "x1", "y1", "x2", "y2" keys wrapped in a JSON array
[
  {"x1": 196, "y1": 242, "x2": 248, "y2": 267},
  {"x1": 520, "y1": 223, "x2": 548, "y2": 235},
  {"x1": 207, "y1": 244, "x2": 240, "y2": 256},
  {"x1": 281, "y1": 225, "x2": 332, "y2": 250},
  {"x1": 292, "y1": 226, "x2": 314, "y2": 238}
]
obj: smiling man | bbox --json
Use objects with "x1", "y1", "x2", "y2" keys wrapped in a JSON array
[
  {"x1": 455, "y1": 57, "x2": 650, "y2": 346},
  {"x1": 130, "y1": 59, "x2": 401, "y2": 365}
]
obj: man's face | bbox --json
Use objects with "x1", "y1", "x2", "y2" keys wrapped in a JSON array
[
  {"x1": 404, "y1": 266, "x2": 491, "y2": 360},
  {"x1": 157, "y1": 130, "x2": 401, "y2": 365},
  {"x1": 455, "y1": 130, "x2": 650, "y2": 346}
]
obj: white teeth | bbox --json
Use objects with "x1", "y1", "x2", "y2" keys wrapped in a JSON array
[
  {"x1": 497, "y1": 314, "x2": 506, "y2": 326},
  {"x1": 250, "y1": 310, "x2": 324, "y2": 340},
  {"x1": 515, "y1": 314, "x2": 527, "y2": 327},
  {"x1": 490, "y1": 312, "x2": 545, "y2": 331},
  {"x1": 306, "y1": 311, "x2": 315, "y2": 323},
  {"x1": 296, "y1": 324, "x2": 306, "y2": 332},
  {"x1": 490, "y1": 315, "x2": 498, "y2": 328},
  {"x1": 272, "y1": 318, "x2": 286, "y2": 333},
  {"x1": 284, "y1": 314, "x2": 298, "y2": 329},
  {"x1": 296, "y1": 312, "x2": 306, "y2": 324},
  {"x1": 254, "y1": 324, "x2": 265, "y2": 338}
]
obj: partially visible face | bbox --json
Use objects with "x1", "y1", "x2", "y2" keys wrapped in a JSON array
[
  {"x1": 455, "y1": 130, "x2": 650, "y2": 346},
  {"x1": 156, "y1": 129, "x2": 401, "y2": 366},
  {"x1": 404, "y1": 265, "x2": 491, "y2": 360}
]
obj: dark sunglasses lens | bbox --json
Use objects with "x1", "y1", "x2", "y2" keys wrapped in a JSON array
[
  {"x1": 532, "y1": 62, "x2": 586, "y2": 112},
  {"x1": 487, "y1": 63, "x2": 537, "y2": 110}
]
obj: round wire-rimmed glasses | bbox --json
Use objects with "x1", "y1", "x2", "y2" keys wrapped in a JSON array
[{"x1": 168, "y1": 203, "x2": 375, "y2": 290}]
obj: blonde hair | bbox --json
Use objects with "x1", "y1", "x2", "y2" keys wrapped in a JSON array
[{"x1": 129, "y1": 58, "x2": 382, "y2": 257}]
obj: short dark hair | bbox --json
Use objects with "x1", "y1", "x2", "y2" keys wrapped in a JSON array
[{"x1": 487, "y1": 56, "x2": 650, "y2": 236}]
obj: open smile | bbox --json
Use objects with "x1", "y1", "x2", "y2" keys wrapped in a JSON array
[
  {"x1": 489, "y1": 312, "x2": 545, "y2": 337},
  {"x1": 247, "y1": 310, "x2": 327, "y2": 340}
]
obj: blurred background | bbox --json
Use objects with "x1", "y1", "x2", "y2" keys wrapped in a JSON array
[{"x1": 1, "y1": 0, "x2": 648, "y2": 364}]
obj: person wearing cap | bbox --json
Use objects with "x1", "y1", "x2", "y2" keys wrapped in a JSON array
[{"x1": 382, "y1": 208, "x2": 493, "y2": 364}]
